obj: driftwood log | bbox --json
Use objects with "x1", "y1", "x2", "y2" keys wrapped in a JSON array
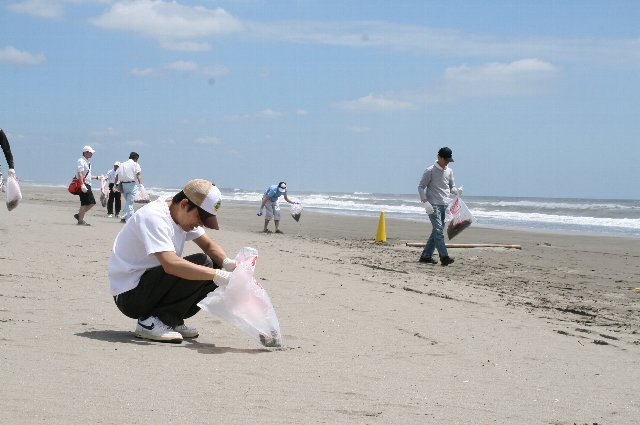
[{"x1": 405, "y1": 242, "x2": 522, "y2": 250}]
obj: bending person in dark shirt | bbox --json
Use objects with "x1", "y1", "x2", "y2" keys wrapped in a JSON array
[{"x1": 0, "y1": 128, "x2": 17, "y2": 185}]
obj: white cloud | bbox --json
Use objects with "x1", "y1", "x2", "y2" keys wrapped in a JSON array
[
  {"x1": 166, "y1": 60, "x2": 198, "y2": 72},
  {"x1": 444, "y1": 58, "x2": 557, "y2": 82},
  {"x1": 129, "y1": 67, "x2": 155, "y2": 77},
  {"x1": 334, "y1": 58, "x2": 558, "y2": 110},
  {"x1": 246, "y1": 20, "x2": 640, "y2": 67},
  {"x1": 160, "y1": 40, "x2": 212, "y2": 52},
  {"x1": 335, "y1": 93, "x2": 416, "y2": 111},
  {"x1": 296, "y1": 109, "x2": 308, "y2": 116},
  {"x1": 90, "y1": 1, "x2": 243, "y2": 48},
  {"x1": 8, "y1": 0, "x2": 111, "y2": 19},
  {"x1": 440, "y1": 58, "x2": 558, "y2": 97},
  {"x1": 130, "y1": 62, "x2": 229, "y2": 78},
  {"x1": 195, "y1": 136, "x2": 220, "y2": 145},
  {"x1": 257, "y1": 109, "x2": 283, "y2": 118},
  {"x1": 0, "y1": 45, "x2": 46, "y2": 65}
]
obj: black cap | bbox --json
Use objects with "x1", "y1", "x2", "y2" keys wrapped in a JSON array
[{"x1": 437, "y1": 147, "x2": 454, "y2": 162}]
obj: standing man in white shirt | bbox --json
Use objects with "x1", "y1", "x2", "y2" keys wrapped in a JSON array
[
  {"x1": 74, "y1": 145, "x2": 101, "y2": 226},
  {"x1": 117, "y1": 151, "x2": 142, "y2": 223},
  {"x1": 105, "y1": 161, "x2": 121, "y2": 218}
]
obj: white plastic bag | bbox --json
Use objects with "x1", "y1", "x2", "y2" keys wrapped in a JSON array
[
  {"x1": 100, "y1": 177, "x2": 108, "y2": 207},
  {"x1": 198, "y1": 247, "x2": 283, "y2": 347},
  {"x1": 290, "y1": 202, "x2": 303, "y2": 222},
  {"x1": 5, "y1": 174, "x2": 22, "y2": 211},
  {"x1": 444, "y1": 196, "x2": 473, "y2": 240},
  {"x1": 134, "y1": 184, "x2": 150, "y2": 203}
]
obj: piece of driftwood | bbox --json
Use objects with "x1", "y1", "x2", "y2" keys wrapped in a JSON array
[{"x1": 405, "y1": 242, "x2": 522, "y2": 250}]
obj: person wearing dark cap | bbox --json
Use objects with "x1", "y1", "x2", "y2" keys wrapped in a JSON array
[
  {"x1": 0, "y1": 129, "x2": 17, "y2": 188},
  {"x1": 117, "y1": 151, "x2": 142, "y2": 223},
  {"x1": 108, "y1": 179, "x2": 237, "y2": 343},
  {"x1": 417, "y1": 147, "x2": 463, "y2": 266},
  {"x1": 257, "y1": 181, "x2": 296, "y2": 233}
]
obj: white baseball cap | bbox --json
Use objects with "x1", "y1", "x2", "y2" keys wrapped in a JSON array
[
  {"x1": 114, "y1": 161, "x2": 120, "y2": 166},
  {"x1": 82, "y1": 145, "x2": 95, "y2": 153},
  {"x1": 183, "y1": 179, "x2": 222, "y2": 230}
]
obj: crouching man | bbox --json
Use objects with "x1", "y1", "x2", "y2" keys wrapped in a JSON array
[{"x1": 108, "y1": 179, "x2": 237, "y2": 343}]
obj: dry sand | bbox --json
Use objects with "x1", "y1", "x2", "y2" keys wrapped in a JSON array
[{"x1": 1, "y1": 185, "x2": 639, "y2": 424}]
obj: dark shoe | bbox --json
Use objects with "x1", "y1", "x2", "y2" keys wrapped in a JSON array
[
  {"x1": 120, "y1": 219, "x2": 126, "y2": 223},
  {"x1": 275, "y1": 229, "x2": 284, "y2": 234},
  {"x1": 419, "y1": 257, "x2": 438, "y2": 264},
  {"x1": 73, "y1": 213, "x2": 79, "y2": 222},
  {"x1": 440, "y1": 256, "x2": 455, "y2": 266}
]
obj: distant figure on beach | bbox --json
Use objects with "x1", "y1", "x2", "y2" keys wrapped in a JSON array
[
  {"x1": 0, "y1": 128, "x2": 17, "y2": 187},
  {"x1": 108, "y1": 179, "x2": 236, "y2": 343},
  {"x1": 105, "y1": 161, "x2": 121, "y2": 218},
  {"x1": 74, "y1": 145, "x2": 101, "y2": 226},
  {"x1": 117, "y1": 151, "x2": 142, "y2": 223},
  {"x1": 417, "y1": 147, "x2": 462, "y2": 266},
  {"x1": 258, "y1": 181, "x2": 296, "y2": 233}
]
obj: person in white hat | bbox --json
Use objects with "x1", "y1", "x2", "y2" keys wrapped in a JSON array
[
  {"x1": 257, "y1": 181, "x2": 297, "y2": 233},
  {"x1": 108, "y1": 179, "x2": 237, "y2": 343},
  {"x1": 73, "y1": 145, "x2": 101, "y2": 226},
  {"x1": 105, "y1": 161, "x2": 121, "y2": 218}
]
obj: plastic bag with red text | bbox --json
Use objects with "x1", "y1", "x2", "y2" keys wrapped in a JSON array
[{"x1": 444, "y1": 196, "x2": 473, "y2": 240}]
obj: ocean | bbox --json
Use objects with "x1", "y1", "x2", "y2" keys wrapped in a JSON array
[{"x1": 141, "y1": 186, "x2": 640, "y2": 238}]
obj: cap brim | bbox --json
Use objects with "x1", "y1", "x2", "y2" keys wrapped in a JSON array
[
  {"x1": 199, "y1": 210, "x2": 219, "y2": 230},
  {"x1": 444, "y1": 157, "x2": 454, "y2": 162}
]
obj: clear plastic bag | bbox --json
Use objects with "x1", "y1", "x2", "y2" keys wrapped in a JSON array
[
  {"x1": 290, "y1": 202, "x2": 303, "y2": 222},
  {"x1": 5, "y1": 174, "x2": 22, "y2": 211},
  {"x1": 133, "y1": 184, "x2": 150, "y2": 203},
  {"x1": 445, "y1": 196, "x2": 473, "y2": 240},
  {"x1": 197, "y1": 247, "x2": 283, "y2": 347}
]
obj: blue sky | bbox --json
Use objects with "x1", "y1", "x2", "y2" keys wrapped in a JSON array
[{"x1": 1, "y1": 0, "x2": 639, "y2": 199}]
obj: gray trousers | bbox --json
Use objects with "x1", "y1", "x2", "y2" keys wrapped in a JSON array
[{"x1": 114, "y1": 253, "x2": 218, "y2": 327}]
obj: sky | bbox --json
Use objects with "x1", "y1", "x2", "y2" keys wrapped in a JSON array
[{"x1": 1, "y1": 0, "x2": 639, "y2": 199}]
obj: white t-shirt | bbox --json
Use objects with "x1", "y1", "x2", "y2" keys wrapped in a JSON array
[
  {"x1": 77, "y1": 157, "x2": 92, "y2": 182},
  {"x1": 108, "y1": 198, "x2": 205, "y2": 296},
  {"x1": 117, "y1": 159, "x2": 141, "y2": 183}
]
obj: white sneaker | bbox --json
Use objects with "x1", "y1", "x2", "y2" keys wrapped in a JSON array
[
  {"x1": 107, "y1": 214, "x2": 113, "y2": 218},
  {"x1": 173, "y1": 323, "x2": 199, "y2": 338},
  {"x1": 135, "y1": 316, "x2": 183, "y2": 343}
]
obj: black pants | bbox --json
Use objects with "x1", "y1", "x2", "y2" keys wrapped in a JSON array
[
  {"x1": 114, "y1": 253, "x2": 218, "y2": 327},
  {"x1": 107, "y1": 183, "x2": 121, "y2": 215}
]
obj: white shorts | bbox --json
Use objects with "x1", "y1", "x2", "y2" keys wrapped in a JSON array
[{"x1": 264, "y1": 199, "x2": 280, "y2": 221}]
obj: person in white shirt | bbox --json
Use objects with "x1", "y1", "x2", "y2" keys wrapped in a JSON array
[
  {"x1": 117, "y1": 151, "x2": 142, "y2": 223},
  {"x1": 105, "y1": 161, "x2": 121, "y2": 218},
  {"x1": 108, "y1": 179, "x2": 236, "y2": 343},
  {"x1": 74, "y1": 145, "x2": 101, "y2": 226}
]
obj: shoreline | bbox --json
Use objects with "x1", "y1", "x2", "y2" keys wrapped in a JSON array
[
  {"x1": 19, "y1": 183, "x2": 640, "y2": 240},
  {"x1": 2, "y1": 185, "x2": 639, "y2": 423}
]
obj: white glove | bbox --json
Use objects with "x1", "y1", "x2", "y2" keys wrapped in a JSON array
[
  {"x1": 81, "y1": 183, "x2": 88, "y2": 193},
  {"x1": 424, "y1": 203, "x2": 434, "y2": 214},
  {"x1": 257, "y1": 208, "x2": 263, "y2": 217},
  {"x1": 222, "y1": 257, "x2": 236, "y2": 272},
  {"x1": 213, "y1": 269, "x2": 231, "y2": 286},
  {"x1": 8, "y1": 169, "x2": 16, "y2": 177},
  {"x1": 453, "y1": 186, "x2": 463, "y2": 197}
]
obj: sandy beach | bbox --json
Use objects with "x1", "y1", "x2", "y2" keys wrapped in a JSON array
[{"x1": 1, "y1": 185, "x2": 639, "y2": 424}]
